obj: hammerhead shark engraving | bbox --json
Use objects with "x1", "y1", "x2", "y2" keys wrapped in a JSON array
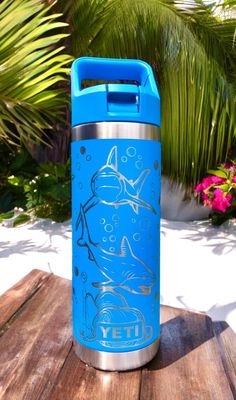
[{"x1": 77, "y1": 205, "x2": 155, "y2": 295}]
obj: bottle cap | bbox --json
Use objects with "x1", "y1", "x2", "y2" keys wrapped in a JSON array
[{"x1": 71, "y1": 57, "x2": 160, "y2": 127}]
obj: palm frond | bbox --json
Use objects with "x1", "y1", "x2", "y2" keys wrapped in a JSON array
[
  {"x1": 0, "y1": 0, "x2": 73, "y2": 146},
  {"x1": 64, "y1": 0, "x2": 236, "y2": 186}
]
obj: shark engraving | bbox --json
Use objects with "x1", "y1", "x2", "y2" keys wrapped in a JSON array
[
  {"x1": 76, "y1": 145, "x2": 156, "y2": 230},
  {"x1": 91, "y1": 146, "x2": 156, "y2": 215},
  {"x1": 77, "y1": 205, "x2": 155, "y2": 295}
]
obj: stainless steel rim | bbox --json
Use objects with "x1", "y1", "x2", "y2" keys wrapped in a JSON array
[
  {"x1": 72, "y1": 122, "x2": 161, "y2": 142},
  {"x1": 73, "y1": 337, "x2": 160, "y2": 371}
]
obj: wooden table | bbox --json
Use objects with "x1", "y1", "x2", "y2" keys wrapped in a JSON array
[{"x1": 0, "y1": 270, "x2": 235, "y2": 400}]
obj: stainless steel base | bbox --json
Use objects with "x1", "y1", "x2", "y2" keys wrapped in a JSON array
[{"x1": 73, "y1": 337, "x2": 160, "y2": 371}]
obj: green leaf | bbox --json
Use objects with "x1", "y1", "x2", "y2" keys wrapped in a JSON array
[
  {"x1": 38, "y1": 163, "x2": 55, "y2": 174},
  {"x1": 207, "y1": 169, "x2": 228, "y2": 178},
  {"x1": 46, "y1": 183, "x2": 70, "y2": 202},
  {"x1": 0, "y1": 0, "x2": 72, "y2": 146},
  {"x1": 8, "y1": 175, "x2": 25, "y2": 186},
  {"x1": 54, "y1": 163, "x2": 67, "y2": 178},
  {"x1": 215, "y1": 184, "x2": 230, "y2": 191},
  {"x1": 40, "y1": 175, "x2": 58, "y2": 190},
  {"x1": 0, "y1": 211, "x2": 14, "y2": 221},
  {"x1": 13, "y1": 213, "x2": 31, "y2": 227}
]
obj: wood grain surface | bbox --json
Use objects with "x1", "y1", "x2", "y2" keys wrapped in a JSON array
[
  {"x1": 0, "y1": 273, "x2": 72, "y2": 400},
  {"x1": 0, "y1": 270, "x2": 235, "y2": 400},
  {"x1": 0, "y1": 269, "x2": 50, "y2": 331},
  {"x1": 50, "y1": 350, "x2": 141, "y2": 400},
  {"x1": 213, "y1": 321, "x2": 236, "y2": 399},
  {"x1": 140, "y1": 306, "x2": 234, "y2": 400}
]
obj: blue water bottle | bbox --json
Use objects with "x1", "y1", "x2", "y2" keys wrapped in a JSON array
[{"x1": 71, "y1": 57, "x2": 161, "y2": 371}]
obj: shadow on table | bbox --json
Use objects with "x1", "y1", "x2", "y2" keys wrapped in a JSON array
[
  {"x1": 207, "y1": 302, "x2": 236, "y2": 324},
  {"x1": 0, "y1": 219, "x2": 72, "y2": 257},
  {"x1": 161, "y1": 219, "x2": 236, "y2": 255},
  {"x1": 0, "y1": 239, "x2": 57, "y2": 257},
  {"x1": 146, "y1": 314, "x2": 229, "y2": 370},
  {"x1": 27, "y1": 219, "x2": 71, "y2": 241},
  {"x1": 175, "y1": 297, "x2": 236, "y2": 330}
]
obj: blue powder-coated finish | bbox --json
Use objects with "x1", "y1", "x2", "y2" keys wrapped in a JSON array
[
  {"x1": 72, "y1": 139, "x2": 161, "y2": 352},
  {"x1": 71, "y1": 57, "x2": 160, "y2": 127},
  {"x1": 71, "y1": 57, "x2": 161, "y2": 355}
]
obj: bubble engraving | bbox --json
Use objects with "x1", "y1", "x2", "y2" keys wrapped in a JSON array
[
  {"x1": 133, "y1": 233, "x2": 141, "y2": 241},
  {"x1": 127, "y1": 147, "x2": 136, "y2": 157},
  {"x1": 135, "y1": 160, "x2": 143, "y2": 170},
  {"x1": 112, "y1": 214, "x2": 120, "y2": 222},
  {"x1": 80, "y1": 146, "x2": 86, "y2": 155},
  {"x1": 81, "y1": 272, "x2": 87, "y2": 282},
  {"x1": 105, "y1": 224, "x2": 113, "y2": 233}
]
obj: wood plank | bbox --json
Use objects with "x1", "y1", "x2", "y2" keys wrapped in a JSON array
[
  {"x1": 140, "y1": 305, "x2": 234, "y2": 400},
  {"x1": 1, "y1": 270, "x2": 235, "y2": 400},
  {"x1": 213, "y1": 321, "x2": 236, "y2": 399},
  {"x1": 0, "y1": 269, "x2": 51, "y2": 332},
  {"x1": 49, "y1": 349, "x2": 141, "y2": 400},
  {"x1": 0, "y1": 274, "x2": 72, "y2": 400}
]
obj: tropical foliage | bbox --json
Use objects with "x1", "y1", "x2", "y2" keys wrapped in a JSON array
[
  {"x1": 59, "y1": 0, "x2": 236, "y2": 186},
  {"x1": 8, "y1": 160, "x2": 71, "y2": 222},
  {"x1": 0, "y1": 0, "x2": 72, "y2": 146},
  {"x1": 0, "y1": 145, "x2": 71, "y2": 223}
]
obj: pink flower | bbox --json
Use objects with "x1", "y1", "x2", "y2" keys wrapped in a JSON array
[
  {"x1": 211, "y1": 176, "x2": 226, "y2": 185},
  {"x1": 213, "y1": 188, "x2": 224, "y2": 197},
  {"x1": 202, "y1": 193, "x2": 209, "y2": 201},
  {"x1": 201, "y1": 176, "x2": 225, "y2": 190},
  {"x1": 202, "y1": 193, "x2": 210, "y2": 205},
  {"x1": 195, "y1": 175, "x2": 227, "y2": 194},
  {"x1": 223, "y1": 162, "x2": 235, "y2": 170},
  {"x1": 195, "y1": 183, "x2": 202, "y2": 193},
  {"x1": 211, "y1": 190, "x2": 232, "y2": 213},
  {"x1": 223, "y1": 162, "x2": 233, "y2": 169},
  {"x1": 232, "y1": 176, "x2": 236, "y2": 183},
  {"x1": 201, "y1": 177, "x2": 213, "y2": 190}
]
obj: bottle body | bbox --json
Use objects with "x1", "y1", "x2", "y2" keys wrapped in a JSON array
[{"x1": 72, "y1": 122, "x2": 161, "y2": 370}]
